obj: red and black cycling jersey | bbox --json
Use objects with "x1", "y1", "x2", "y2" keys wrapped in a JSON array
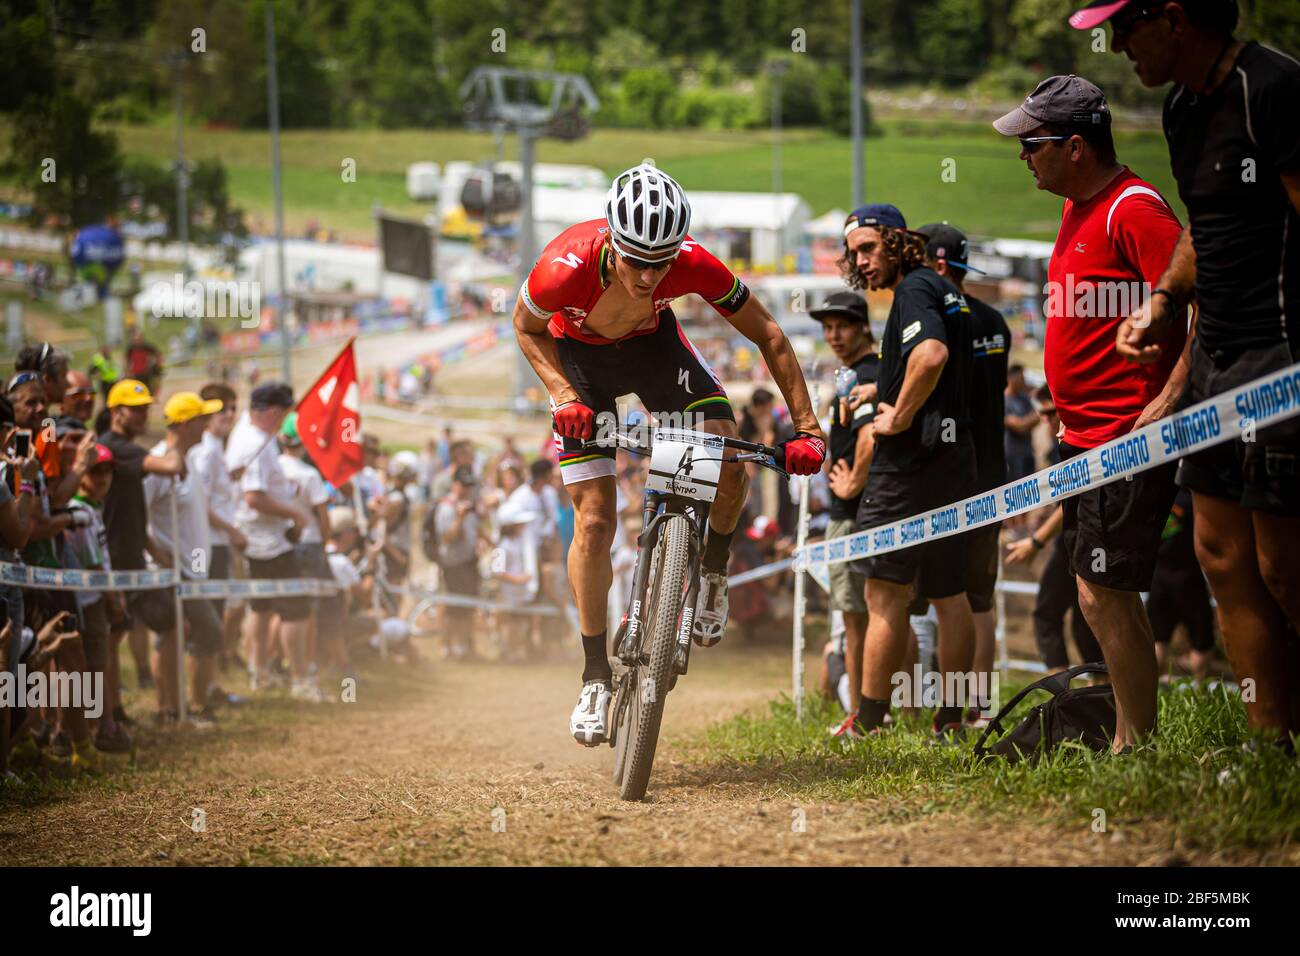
[{"x1": 521, "y1": 219, "x2": 750, "y2": 345}]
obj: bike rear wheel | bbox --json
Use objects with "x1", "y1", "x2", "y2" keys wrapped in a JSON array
[{"x1": 615, "y1": 513, "x2": 692, "y2": 801}]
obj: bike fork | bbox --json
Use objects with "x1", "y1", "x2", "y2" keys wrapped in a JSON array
[
  {"x1": 673, "y1": 571, "x2": 700, "y2": 676},
  {"x1": 672, "y1": 518, "x2": 706, "y2": 677},
  {"x1": 615, "y1": 498, "x2": 663, "y2": 665}
]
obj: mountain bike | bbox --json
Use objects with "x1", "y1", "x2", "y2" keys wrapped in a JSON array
[{"x1": 580, "y1": 427, "x2": 788, "y2": 801}]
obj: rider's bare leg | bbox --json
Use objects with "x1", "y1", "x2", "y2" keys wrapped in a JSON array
[
  {"x1": 568, "y1": 475, "x2": 617, "y2": 680},
  {"x1": 698, "y1": 418, "x2": 749, "y2": 541}
]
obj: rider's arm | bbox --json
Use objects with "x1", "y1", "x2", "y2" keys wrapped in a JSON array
[
  {"x1": 726, "y1": 297, "x2": 822, "y2": 437},
  {"x1": 512, "y1": 295, "x2": 578, "y2": 404}
]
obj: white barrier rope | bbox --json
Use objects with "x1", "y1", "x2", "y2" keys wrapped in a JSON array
[
  {"x1": 0, "y1": 562, "x2": 340, "y2": 597},
  {"x1": 797, "y1": 361, "x2": 1300, "y2": 570},
  {"x1": 727, "y1": 557, "x2": 794, "y2": 587}
]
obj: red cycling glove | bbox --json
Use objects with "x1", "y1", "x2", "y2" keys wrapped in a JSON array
[
  {"x1": 553, "y1": 399, "x2": 596, "y2": 440},
  {"x1": 778, "y1": 432, "x2": 827, "y2": 476}
]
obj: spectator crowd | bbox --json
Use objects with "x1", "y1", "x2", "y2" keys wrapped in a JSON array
[
  {"x1": 0, "y1": 340, "x2": 509, "y2": 782},
  {"x1": 810, "y1": 6, "x2": 1298, "y2": 755}
]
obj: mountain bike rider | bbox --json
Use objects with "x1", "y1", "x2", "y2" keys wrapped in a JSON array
[{"x1": 513, "y1": 164, "x2": 826, "y2": 746}]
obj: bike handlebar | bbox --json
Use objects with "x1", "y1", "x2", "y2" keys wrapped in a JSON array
[{"x1": 575, "y1": 430, "x2": 789, "y2": 479}]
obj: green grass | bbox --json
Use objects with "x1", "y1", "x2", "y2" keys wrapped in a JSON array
[
  {"x1": 692, "y1": 682, "x2": 1300, "y2": 850},
  {"x1": 95, "y1": 120, "x2": 1180, "y2": 242}
]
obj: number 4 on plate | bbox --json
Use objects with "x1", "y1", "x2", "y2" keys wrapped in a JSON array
[{"x1": 677, "y1": 446, "x2": 694, "y2": 475}]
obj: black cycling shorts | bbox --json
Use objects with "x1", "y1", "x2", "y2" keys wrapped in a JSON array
[{"x1": 553, "y1": 308, "x2": 735, "y2": 485}]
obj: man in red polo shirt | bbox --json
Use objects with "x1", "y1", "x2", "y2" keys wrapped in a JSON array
[{"x1": 994, "y1": 74, "x2": 1189, "y2": 751}]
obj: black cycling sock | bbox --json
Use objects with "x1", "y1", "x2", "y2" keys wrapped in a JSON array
[
  {"x1": 855, "y1": 695, "x2": 890, "y2": 731},
  {"x1": 702, "y1": 526, "x2": 735, "y2": 573},
  {"x1": 581, "y1": 632, "x2": 612, "y2": 684}
]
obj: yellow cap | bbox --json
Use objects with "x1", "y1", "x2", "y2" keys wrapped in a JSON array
[
  {"x1": 163, "y1": 392, "x2": 223, "y2": 425},
  {"x1": 106, "y1": 379, "x2": 154, "y2": 408}
]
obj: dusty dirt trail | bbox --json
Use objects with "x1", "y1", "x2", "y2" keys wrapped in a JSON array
[{"x1": 0, "y1": 645, "x2": 1286, "y2": 866}]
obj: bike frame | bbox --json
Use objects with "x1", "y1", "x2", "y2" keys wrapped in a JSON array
[
  {"x1": 614, "y1": 489, "x2": 707, "y2": 676},
  {"x1": 588, "y1": 429, "x2": 787, "y2": 678}
]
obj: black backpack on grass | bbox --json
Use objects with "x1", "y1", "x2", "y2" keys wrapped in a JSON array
[{"x1": 973, "y1": 662, "x2": 1116, "y2": 764}]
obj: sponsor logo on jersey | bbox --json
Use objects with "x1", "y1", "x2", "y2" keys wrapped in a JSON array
[
  {"x1": 901, "y1": 320, "x2": 922, "y2": 343},
  {"x1": 973, "y1": 333, "x2": 1007, "y2": 356},
  {"x1": 943, "y1": 292, "x2": 970, "y2": 315}
]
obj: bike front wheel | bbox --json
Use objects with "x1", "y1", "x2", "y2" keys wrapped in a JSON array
[{"x1": 616, "y1": 513, "x2": 692, "y2": 801}]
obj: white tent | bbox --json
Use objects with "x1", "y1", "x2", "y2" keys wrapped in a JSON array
[
  {"x1": 530, "y1": 187, "x2": 812, "y2": 267},
  {"x1": 805, "y1": 207, "x2": 850, "y2": 239},
  {"x1": 437, "y1": 161, "x2": 608, "y2": 215}
]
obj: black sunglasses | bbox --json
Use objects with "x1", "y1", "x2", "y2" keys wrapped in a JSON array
[
  {"x1": 1018, "y1": 135, "x2": 1071, "y2": 154},
  {"x1": 1111, "y1": 5, "x2": 1164, "y2": 40}
]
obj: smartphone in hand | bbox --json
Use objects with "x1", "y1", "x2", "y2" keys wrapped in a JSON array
[{"x1": 11, "y1": 429, "x2": 31, "y2": 459}]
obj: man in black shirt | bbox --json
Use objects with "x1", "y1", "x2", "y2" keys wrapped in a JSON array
[
  {"x1": 840, "y1": 204, "x2": 978, "y2": 736},
  {"x1": 918, "y1": 223, "x2": 1011, "y2": 714},
  {"x1": 97, "y1": 379, "x2": 185, "y2": 694},
  {"x1": 810, "y1": 290, "x2": 879, "y2": 738},
  {"x1": 1078, "y1": 0, "x2": 1300, "y2": 742}
]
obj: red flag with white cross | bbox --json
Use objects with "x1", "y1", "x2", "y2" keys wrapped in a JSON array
[{"x1": 295, "y1": 338, "x2": 364, "y2": 487}]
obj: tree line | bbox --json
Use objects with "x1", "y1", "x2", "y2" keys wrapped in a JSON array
[{"x1": 2, "y1": 0, "x2": 1297, "y2": 229}]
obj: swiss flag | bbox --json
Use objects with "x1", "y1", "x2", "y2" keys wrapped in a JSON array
[{"x1": 295, "y1": 339, "x2": 364, "y2": 487}]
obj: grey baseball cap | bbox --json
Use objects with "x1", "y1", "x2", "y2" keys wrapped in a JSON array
[{"x1": 992, "y1": 75, "x2": 1111, "y2": 137}]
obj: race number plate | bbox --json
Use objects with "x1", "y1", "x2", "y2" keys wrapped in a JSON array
[{"x1": 646, "y1": 429, "x2": 725, "y2": 502}]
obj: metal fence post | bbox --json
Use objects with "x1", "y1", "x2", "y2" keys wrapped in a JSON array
[
  {"x1": 169, "y1": 478, "x2": 187, "y2": 723},
  {"x1": 792, "y1": 475, "x2": 810, "y2": 721}
]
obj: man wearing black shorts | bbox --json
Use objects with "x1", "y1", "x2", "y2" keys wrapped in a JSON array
[
  {"x1": 995, "y1": 74, "x2": 1185, "y2": 750},
  {"x1": 225, "y1": 382, "x2": 319, "y2": 699},
  {"x1": 841, "y1": 204, "x2": 977, "y2": 736},
  {"x1": 97, "y1": 379, "x2": 186, "y2": 697},
  {"x1": 1093, "y1": 0, "x2": 1300, "y2": 741},
  {"x1": 918, "y1": 223, "x2": 1010, "y2": 713}
]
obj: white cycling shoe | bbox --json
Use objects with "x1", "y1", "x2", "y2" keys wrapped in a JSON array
[
  {"x1": 570, "y1": 679, "x2": 612, "y2": 747},
  {"x1": 691, "y1": 570, "x2": 729, "y2": 647}
]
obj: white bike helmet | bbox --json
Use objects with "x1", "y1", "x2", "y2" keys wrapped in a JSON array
[{"x1": 605, "y1": 164, "x2": 691, "y2": 264}]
